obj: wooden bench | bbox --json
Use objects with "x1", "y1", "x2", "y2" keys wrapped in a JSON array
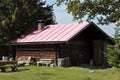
[
  {"x1": 37, "y1": 59, "x2": 54, "y2": 66},
  {"x1": 0, "y1": 61, "x2": 17, "y2": 72},
  {"x1": 0, "y1": 65, "x2": 17, "y2": 72}
]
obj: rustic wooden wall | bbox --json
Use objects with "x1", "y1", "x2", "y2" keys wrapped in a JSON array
[
  {"x1": 15, "y1": 40, "x2": 104, "y2": 66},
  {"x1": 16, "y1": 45, "x2": 57, "y2": 62},
  {"x1": 71, "y1": 40, "x2": 92, "y2": 66},
  {"x1": 58, "y1": 39, "x2": 104, "y2": 66},
  {"x1": 58, "y1": 40, "x2": 93, "y2": 66}
]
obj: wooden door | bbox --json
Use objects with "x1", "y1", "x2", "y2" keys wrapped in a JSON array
[
  {"x1": 93, "y1": 40, "x2": 103, "y2": 65},
  {"x1": 71, "y1": 45, "x2": 92, "y2": 66}
]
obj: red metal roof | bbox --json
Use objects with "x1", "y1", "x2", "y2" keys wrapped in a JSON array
[{"x1": 11, "y1": 22, "x2": 93, "y2": 43}]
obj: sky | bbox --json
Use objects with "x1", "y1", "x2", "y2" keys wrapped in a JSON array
[{"x1": 45, "y1": 0, "x2": 115, "y2": 37}]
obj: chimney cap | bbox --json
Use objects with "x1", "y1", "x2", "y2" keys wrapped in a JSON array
[{"x1": 38, "y1": 20, "x2": 44, "y2": 23}]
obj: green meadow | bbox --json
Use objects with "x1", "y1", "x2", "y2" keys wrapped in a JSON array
[{"x1": 0, "y1": 66, "x2": 120, "y2": 80}]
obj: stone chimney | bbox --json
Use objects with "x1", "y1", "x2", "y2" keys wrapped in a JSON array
[{"x1": 38, "y1": 20, "x2": 44, "y2": 31}]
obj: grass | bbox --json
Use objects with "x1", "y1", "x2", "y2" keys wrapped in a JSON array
[{"x1": 0, "y1": 66, "x2": 120, "y2": 80}]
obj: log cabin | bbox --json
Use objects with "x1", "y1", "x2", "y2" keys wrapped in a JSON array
[{"x1": 10, "y1": 22, "x2": 113, "y2": 66}]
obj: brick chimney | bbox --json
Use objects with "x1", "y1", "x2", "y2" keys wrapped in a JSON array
[{"x1": 38, "y1": 20, "x2": 44, "y2": 31}]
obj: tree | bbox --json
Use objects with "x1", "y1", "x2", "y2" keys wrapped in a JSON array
[
  {"x1": 56, "y1": 0, "x2": 120, "y2": 67},
  {"x1": 0, "y1": 0, "x2": 56, "y2": 42},
  {"x1": 106, "y1": 26, "x2": 120, "y2": 67},
  {"x1": 56, "y1": 0, "x2": 120, "y2": 25}
]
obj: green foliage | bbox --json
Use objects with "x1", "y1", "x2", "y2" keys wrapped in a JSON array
[
  {"x1": 106, "y1": 26, "x2": 120, "y2": 67},
  {"x1": 0, "y1": 0, "x2": 56, "y2": 42},
  {"x1": 56, "y1": 0, "x2": 120, "y2": 24}
]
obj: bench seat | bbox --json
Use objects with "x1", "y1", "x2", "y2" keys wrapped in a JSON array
[{"x1": 37, "y1": 59, "x2": 54, "y2": 66}]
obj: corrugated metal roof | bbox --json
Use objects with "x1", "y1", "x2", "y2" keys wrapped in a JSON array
[{"x1": 11, "y1": 22, "x2": 91, "y2": 43}]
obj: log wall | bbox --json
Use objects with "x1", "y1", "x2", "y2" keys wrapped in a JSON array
[
  {"x1": 58, "y1": 40, "x2": 93, "y2": 66},
  {"x1": 15, "y1": 39, "x2": 103, "y2": 66},
  {"x1": 16, "y1": 45, "x2": 57, "y2": 62}
]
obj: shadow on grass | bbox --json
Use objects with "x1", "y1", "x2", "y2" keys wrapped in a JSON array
[
  {"x1": 17, "y1": 68, "x2": 30, "y2": 72},
  {"x1": 70, "y1": 64, "x2": 111, "y2": 70},
  {"x1": 40, "y1": 72, "x2": 56, "y2": 76},
  {"x1": 3, "y1": 68, "x2": 30, "y2": 73}
]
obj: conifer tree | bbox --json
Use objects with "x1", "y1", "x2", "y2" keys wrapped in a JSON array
[
  {"x1": 0, "y1": 0, "x2": 56, "y2": 42},
  {"x1": 106, "y1": 24, "x2": 120, "y2": 67}
]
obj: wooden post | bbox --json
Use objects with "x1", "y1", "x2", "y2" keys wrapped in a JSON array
[{"x1": 55, "y1": 44, "x2": 59, "y2": 66}]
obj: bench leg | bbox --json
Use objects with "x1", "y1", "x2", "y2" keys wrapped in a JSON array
[
  {"x1": 37, "y1": 63, "x2": 40, "y2": 66},
  {"x1": 0, "y1": 67, "x2": 6, "y2": 72},
  {"x1": 11, "y1": 65, "x2": 17, "y2": 72}
]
